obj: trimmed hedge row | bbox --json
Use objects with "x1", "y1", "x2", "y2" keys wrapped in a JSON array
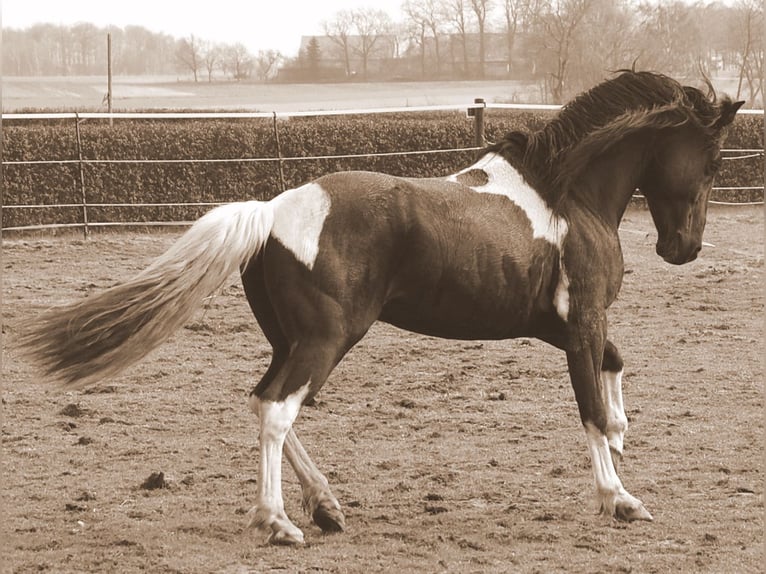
[{"x1": 3, "y1": 110, "x2": 762, "y2": 229}]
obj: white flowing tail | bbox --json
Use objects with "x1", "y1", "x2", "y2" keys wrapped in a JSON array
[{"x1": 20, "y1": 201, "x2": 274, "y2": 388}]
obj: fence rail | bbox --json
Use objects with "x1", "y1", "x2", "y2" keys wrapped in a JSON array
[{"x1": 3, "y1": 103, "x2": 763, "y2": 236}]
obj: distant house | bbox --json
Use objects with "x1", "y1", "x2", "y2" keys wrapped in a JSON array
[
  {"x1": 405, "y1": 32, "x2": 536, "y2": 80},
  {"x1": 279, "y1": 31, "x2": 537, "y2": 82},
  {"x1": 280, "y1": 34, "x2": 400, "y2": 81}
]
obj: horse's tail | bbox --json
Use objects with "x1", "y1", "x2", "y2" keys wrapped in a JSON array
[{"x1": 19, "y1": 201, "x2": 274, "y2": 389}]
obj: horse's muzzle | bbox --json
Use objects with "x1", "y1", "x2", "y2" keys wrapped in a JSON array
[{"x1": 656, "y1": 237, "x2": 701, "y2": 265}]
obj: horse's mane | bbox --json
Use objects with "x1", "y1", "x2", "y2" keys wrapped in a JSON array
[{"x1": 486, "y1": 70, "x2": 727, "y2": 211}]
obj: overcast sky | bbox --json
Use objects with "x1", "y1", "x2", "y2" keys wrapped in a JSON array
[
  {"x1": 2, "y1": 0, "x2": 407, "y2": 57},
  {"x1": 2, "y1": 0, "x2": 741, "y2": 58}
]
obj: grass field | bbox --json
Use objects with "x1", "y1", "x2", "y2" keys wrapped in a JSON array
[
  {"x1": 3, "y1": 75, "x2": 756, "y2": 113},
  {"x1": 2, "y1": 76, "x2": 547, "y2": 112}
]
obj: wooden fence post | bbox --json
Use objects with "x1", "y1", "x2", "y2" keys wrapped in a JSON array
[
  {"x1": 473, "y1": 98, "x2": 485, "y2": 148},
  {"x1": 272, "y1": 112, "x2": 287, "y2": 193},
  {"x1": 107, "y1": 33, "x2": 113, "y2": 128},
  {"x1": 74, "y1": 114, "x2": 90, "y2": 238}
]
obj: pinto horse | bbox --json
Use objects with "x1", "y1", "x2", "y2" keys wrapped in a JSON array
[{"x1": 21, "y1": 71, "x2": 743, "y2": 545}]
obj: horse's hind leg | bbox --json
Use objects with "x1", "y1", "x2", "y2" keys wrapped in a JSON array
[
  {"x1": 246, "y1": 337, "x2": 348, "y2": 544},
  {"x1": 284, "y1": 429, "x2": 345, "y2": 532},
  {"x1": 241, "y1": 256, "x2": 352, "y2": 543},
  {"x1": 602, "y1": 340, "x2": 628, "y2": 470},
  {"x1": 247, "y1": 383, "x2": 307, "y2": 545}
]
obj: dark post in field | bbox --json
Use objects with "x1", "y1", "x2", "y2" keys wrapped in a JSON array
[
  {"x1": 272, "y1": 112, "x2": 287, "y2": 193},
  {"x1": 470, "y1": 98, "x2": 486, "y2": 155},
  {"x1": 107, "y1": 33, "x2": 113, "y2": 128},
  {"x1": 74, "y1": 114, "x2": 90, "y2": 239}
]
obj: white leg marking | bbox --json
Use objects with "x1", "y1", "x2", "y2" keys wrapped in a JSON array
[
  {"x1": 602, "y1": 369, "x2": 628, "y2": 456},
  {"x1": 585, "y1": 421, "x2": 624, "y2": 500},
  {"x1": 270, "y1": 183, "x2": 331, "y2": 270},
  {"x1": 248, "y1": 386, "x2": 309, "y2": 544},
  {"x1": 584, "y1": 422, "x2": 652, "y2": 521}
]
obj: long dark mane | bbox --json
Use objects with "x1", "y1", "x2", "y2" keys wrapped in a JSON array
[{"x1": 487, "y1": 70, "x2": 729, "y2": 210}]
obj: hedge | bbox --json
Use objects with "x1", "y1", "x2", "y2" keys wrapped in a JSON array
[{"x1": 2, "y1": 110, "x2": 762, "y2": 229}]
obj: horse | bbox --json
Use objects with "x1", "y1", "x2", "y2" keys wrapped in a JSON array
[{"x1": 20, "y1": 71, "x2": 743, "y2": 545}]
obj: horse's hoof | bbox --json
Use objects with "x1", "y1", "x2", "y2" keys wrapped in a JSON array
[
  {"x1": 312, "y1": 500, "x2": 346, "y2": 533},
  {"x1": 268, "y1": 527, "x2": 305, "y2": 546},
  {"x1": 613, "y1": 494, "x2": 653, "y2": 522},
  {"x1": 246, "y1": 506, "x2": 305, "y2": 545}
]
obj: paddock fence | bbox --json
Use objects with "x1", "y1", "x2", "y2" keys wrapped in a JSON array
[{"x1": 2, "y1": 102, "x2": 763, "y2": 237}]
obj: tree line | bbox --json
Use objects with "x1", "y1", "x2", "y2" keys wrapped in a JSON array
[
  {"x1": 3, "y1": 0, "x2": 763, "y2": 104},
  {"x1": 2, "y1": 23, "x2": 282, "y2": 82}
]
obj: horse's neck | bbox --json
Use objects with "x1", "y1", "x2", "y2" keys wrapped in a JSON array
[{"x1": 571, "y1": 137, "x2": 651, "y2": 228}]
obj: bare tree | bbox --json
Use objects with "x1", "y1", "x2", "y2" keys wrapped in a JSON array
[
  {"x1": 176, "y1": 34, "x2": 202, "y2": 81},
  {"x1": 443, "y1": 0, "x2": 472, "y2": 77},
  {"x1": 570, "y1": 0, "x2": 637, "y2": 91},
  {"x1": 71, "y1": 23, "x2": 100, "y2": 73},
  {"x1": 201, "y1": 41, "x2": 222, "y2": 82},
  {"x1": 403, "y1": 5, "x2": 430, "y2": 78},
  {"x1": 324, "y1": 10, "x2": 354, "y2": 77},
  {"x1": 502, "y1": 0, "x2": 527, "y2": 77},
  {"x1": 350, "y1": 8, "x2": 394, "y2": 80},
  {"x1": 470, "y1": 0, "x2": 493, "y2": 79},
  {"x1": 732, "y1": 0, "x2": 764, "y2": 106},
  {"x1": 254, "y1": 49, "x2": 283, "y2": 82},
  {"x1": 120, "y1": 25, "x2": 177, "y2": 75},
  {"x1": 403, "y1": 0, "x2": 446, "y2": 77},
  {"x1": 535, "y1": 0, "x2": 594, "y2": 102},
  {"x1": 221, "y1": 43, "x2": 253, "y2": 80},
  {"x1": 634, "y1": 1, "x2": 703, "y2": 76}
]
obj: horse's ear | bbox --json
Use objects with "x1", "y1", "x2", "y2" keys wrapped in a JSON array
[{"x1": 714, "y1": 99, "x2": 745, "y2": 129}]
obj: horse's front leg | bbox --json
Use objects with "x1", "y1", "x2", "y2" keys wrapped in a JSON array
[
  {"x1": 602, "y1": 340, "x2": 629, "y2": 470},
  {"x1": 566, "y1": 319, "x2": 652, "y2": 522}
]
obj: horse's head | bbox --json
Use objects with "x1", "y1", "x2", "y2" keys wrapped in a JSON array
[{"x1": 639, "y1": 97, "x2": 743, "y2": 265}]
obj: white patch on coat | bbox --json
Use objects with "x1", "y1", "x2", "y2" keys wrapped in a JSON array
[
  {"x1": 553, "y1": 262, "x2": 570, "y2": 321},
  {"x1": 270, "y1": 183, "x2": 331, "y2": 270},
  {"x1": 602, "y1": 369, "x2": 628, "y2": 455},
  {"x1": 448, "y1": 152, "x2": 568, "y2": 247},
  {"x1": 449, "y1": 153, "x2": 570, "y2": 318},
  {"x1": 584, "y1": 421, "x2": 624, "y2": 496}
]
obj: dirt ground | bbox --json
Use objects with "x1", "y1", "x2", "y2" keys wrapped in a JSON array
[{"x1": 2, "y1": 205, "x2": 763, "y2": 574}]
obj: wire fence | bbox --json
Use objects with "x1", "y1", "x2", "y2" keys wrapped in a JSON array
[{"x1": 2, "y1": 103, "x2": 763, "y2": 236}]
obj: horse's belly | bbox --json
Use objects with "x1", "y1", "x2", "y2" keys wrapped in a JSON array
[
  {"x1": 379, "y1": 300, "x2": 533, "y2": 340},
  {"x1": 380, "y1": 248, "x2": 555, "y2": 340}
]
